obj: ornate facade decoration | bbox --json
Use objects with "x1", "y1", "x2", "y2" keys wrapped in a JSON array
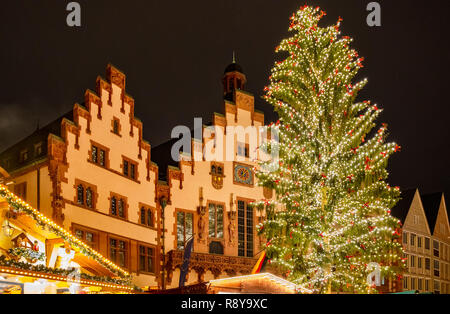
[{"x1": 164, "y1": 250, "x2": 257, "y2": 285}]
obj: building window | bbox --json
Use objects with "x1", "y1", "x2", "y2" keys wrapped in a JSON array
[
  {"x1": 91, "y1": 144, "x2": 107, "y2": 167},
  {"x1": 139, "y1": 245, "x2": 155, "y2": 273},
  {"x1": 74, "y1": 227, "x2": 98, "y2": 250},
  {"x1": 34, "y1": 142, "x2": 43, "y2": 157},
  {"x1": 418, "y1": 278, "x2": 423, "y2": 291},
  {"x1": 237, "y1": 142, "x2": 249, "y2": 158},
  {"x1": 425, "y1": 237, "x2": 430, "y2": 250},
  {"x1": 433, "y1": 240, "x2": 440, "y2": 258},
  {"x1": 140, "y1": 207, "x2": 154, "y2": 228},
  {"x1": 403, "y1": 232, "x2": 408, "y2": 244},
  {"x1": 425, "y1": 258, "x2": 431, "y2": 270},
  {"x1": 176, "y1": 211, "x2": 194, "y2": 250},
  {"x1": 418, "y1": 257, "x2": 422, "y2": 269},
  {"x1": 19, "y1": 150, "x2": 28, "y2": 163},
  {"x1": 110, "y1": 194, "x2": 127, "y2": 219},
  {"x1": 122, "y1": 158, "x2": 138, "y2": 180},
  {"x1": 209, "y1": 241, "x2": 224, "y2": 255},
  {"x1": 75, "y1": 181, "x2": 96, "y2": 209},
  {"x1": 237, "y1": 79, "x2": 242, "y2": 89},
  {"x1": 86, "y1": 188, "x2": 93, "y2": 208},
  {"x1": 434, "y1": 280, "x2": 440, "y2": 294},
  {"x1": 14, "y1": 183, "x2": 27, "y2": 201},
  {"x1": 411, "y1": 277, "x2": 415, "y2": 290},
  {"x1": 410, "y1": 234, "x2": 415, "y2": 246},
  {"x1": 417, "y1": 236, "x2": 422, "y2": 248},
  {"x1": 410, "y1": 255, "x2": 415, "y2": 268},
  {"x1": 434, "y1": 260, "x2": 440, "y2": 277},
  {"x1": 210, "y1": 162, "x2": 224, "y2": 190},
  {"x1": 110, "y1": 238, "x2": 127, "y2": 268},
  {"x1": 208, "y1": 203, "x2": 224, "y2": 239},
  {"x1": 403, "y1": 277, "x2": 408, "y2": 290},
  {"x1": 425, "y1": 279, "x2": 429, "y2": 291},
  {"x1": 112, "y1": 118, "x2": 121, "y2": 135},
  {"x1": 77, "y1": 185, "x2": 84, "y2": 205},
  {"x1": 237, "y1": 200, "x2": 254, "y2": 258}
]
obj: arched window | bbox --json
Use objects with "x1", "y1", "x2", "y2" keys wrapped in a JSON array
[
  {"x1": 86, "y1": 188, "x2": 93, "y2": 208},
  {"x1": 111, "y1": 197, "x2": 117, "y2": 216},
  {"x1": 77, "y1": 185, "x2": 84, "y2": 205}
]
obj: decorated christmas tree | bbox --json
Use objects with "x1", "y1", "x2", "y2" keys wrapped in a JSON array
[{"x1": 256, "y1": 5, "x2": 405, "y2": 294}]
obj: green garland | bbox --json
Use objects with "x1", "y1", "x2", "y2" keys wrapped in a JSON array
[
  {"x1": 0, "y1": 188, "x2": 130, "y2": 281},
  {"x1": 0, "y1": 255, "x2": 131, "y2": 287},
  {"x1": 8, "y1": 247, "x2": 45, "y2": 262}
]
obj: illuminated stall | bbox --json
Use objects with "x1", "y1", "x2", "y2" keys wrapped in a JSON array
[{"x1": 0, "y1": 184, "x2": 134, "y2": 294}]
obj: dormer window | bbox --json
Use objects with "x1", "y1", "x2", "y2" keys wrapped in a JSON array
[
  {"x1": 19, "y1": 150, "x2": 28, "y2": 163},
  {"x1": 34, "y1": 142, "x2": 43, "y2": 157}
]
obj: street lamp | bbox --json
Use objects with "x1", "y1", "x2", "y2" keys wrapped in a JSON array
[{"x1": 159, "y1": 196, "x2": 167, "y2": 290}]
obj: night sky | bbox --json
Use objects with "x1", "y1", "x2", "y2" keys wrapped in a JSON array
[{"x1": 0, "y1": 0, "x2": 449, "y2": 194}]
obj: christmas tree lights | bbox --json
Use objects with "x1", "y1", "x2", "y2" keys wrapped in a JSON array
[{"x1": 256, "y1": 6, "x2": 405, "y2": 294}]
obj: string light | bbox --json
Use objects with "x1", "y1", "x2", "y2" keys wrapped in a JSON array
[{"x1": 255, "y1": 5, "x2": 405, "y2": 294}]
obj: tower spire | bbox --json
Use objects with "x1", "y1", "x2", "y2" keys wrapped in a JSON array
[{"x1": 232, "y1": 51, "x2": 236, "y2": 64}]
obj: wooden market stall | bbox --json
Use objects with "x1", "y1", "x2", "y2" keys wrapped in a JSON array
[{"x1": 0, "y1": 184, "x2": 134, "y2": 294}]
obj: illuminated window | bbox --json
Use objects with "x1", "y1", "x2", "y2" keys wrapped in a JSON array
[{"x1": 211, "y1": 162, "x2": 224, "y2": 189}]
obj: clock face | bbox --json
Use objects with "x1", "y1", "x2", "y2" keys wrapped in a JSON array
[{"x1": 234, "y1": 163, "x2": 254, "y2": 186}]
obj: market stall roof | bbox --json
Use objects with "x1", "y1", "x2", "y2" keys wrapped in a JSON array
[
  {"x1": 0, "y1": 184, "x2": 133, "y2": 292},
  {"x1": 208, "y1": 273, "x2": 310, "y2": 294}
]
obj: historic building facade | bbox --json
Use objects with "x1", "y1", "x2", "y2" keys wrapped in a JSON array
[
  {"x1": 0, "y1": 62, "x2": 270, "y2": 289},
  {"x1": 392, "y1": 189, "x2": 450, "y2": 294},
  {"x1": 154, "y1": 62, "x2": 269, "y2": 288},
  {"x1": 0, "y1": 65, "x2": 160, "y2": 288}
]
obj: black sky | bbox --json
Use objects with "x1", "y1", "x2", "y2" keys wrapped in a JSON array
[{"x1": 0, "y1": 0, "x2": 449, "y2": 194}]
